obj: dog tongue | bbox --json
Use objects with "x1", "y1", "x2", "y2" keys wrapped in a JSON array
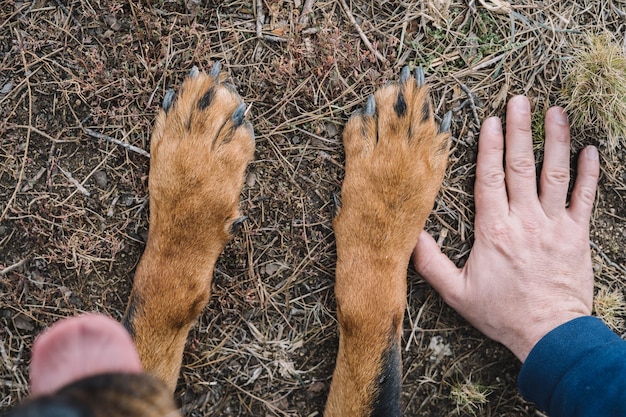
[{"x1": 30, "y1": 314, "x2": 142, "y2": 396}]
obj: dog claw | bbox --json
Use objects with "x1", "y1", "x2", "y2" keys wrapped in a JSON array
[
  {"x1": 189, "y1": 66, "x2": 199, "y2": 78},
  {"x1": 415, "y1": 67, "x2": 425, "y2": 86},
  {"x1": 231, "y1": 216, "x2": 247, "y2": 233},
  {"x1": 364, "y1": 94, "x2": 376, "y2": 116},
  {"x1": 233, "y1": 216, "x2": 246, "y2": 225},
  {"x1": 440, "y1": 111, "x2": 452, "y2": 132},
  {"x1": 210, "y1": 61, "x2": 221, "y2": 79},
  {"x1": 162, "y1": 89, "x2": 175, "y2": 113},
  {"x1": 400, "y1": 66, "x2": 411, "y2": 83},
  {"x1": 332, "y1": 193, "x2": 341, "y2": 214},
  {"x1": 232, "y1": 103, "x2": 246, "y2": 127}
]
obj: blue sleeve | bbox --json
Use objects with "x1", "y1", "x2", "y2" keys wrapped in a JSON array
[{"x1": 518, "y1": 316, "x2": 626, "y2": 416}]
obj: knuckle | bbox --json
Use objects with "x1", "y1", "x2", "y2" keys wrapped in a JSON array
[
  {"x1": 543, "y1": 167, "x2": 570, "y2": 186},
  {"x1": 478, "y1": 220, "x2": 511, "y2": 242},
  {"x1": 478, "y1": 168, "x2": 506, "y2": 187},
  {"x1": 513, "y1": 123, "x2": 532, "y2": 135},
  {"x1": 574, "y1": 185, "x2": 596, "y2": 206},
  {"x1": 507, "y1": 157, "x2": 536, "y2": 177},
  {"x1": 520, "y1": 219, "x2": 542, "y2": 236}
]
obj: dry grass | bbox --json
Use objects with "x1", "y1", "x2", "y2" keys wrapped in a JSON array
[
  {"x1": 594, "y1": 285, "x2": 626, "y2": 332},
  {"x1": 562, "y1": 32, "x2": 626, "y2": 154},
  {"x1": 449, "y1": 378, "x2": 491, "y2": 416},
  {"x1": 1, "y1": 0, "x2": 626, "y2": 416}
]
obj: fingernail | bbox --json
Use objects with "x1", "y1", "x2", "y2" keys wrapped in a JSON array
[
  {"x1": 555, "y1": 107, "x2": 569, "y2": 126},
  {"x1": 585, "y1": 146, "x2": 599, "y2": 160},
  {"x1": 484, "y1": 116, "x2": 502, "y2": 133},
  {"x1": 511, "y1": 95, "x2": 530, "y2": 114}
]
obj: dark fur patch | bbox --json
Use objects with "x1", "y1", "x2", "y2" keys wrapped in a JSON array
[
  {"x1": 394, "y1": 91, "x2": 407, "y2": 117},
  {"x1": 371, "y1": 343, "x2": 401, "y2": 417},
  {"x1": 122, "y1": 294, "x2": 140, "y2": 338},
  {"x1": 6, "y1": 399, "x2": 89, "y2": 417},
  {"x1": 371, "y1": 321, "x2": 402, "y2": 417},
  {"x1": 197, "y1": 88, "x2": 215, "y2": 110},
  {"x1": 8, "y1": 374, "x2": 176, "y2": 417},
  {"x1": 421, "y1": 100, "x2": 430, "y2": 122}
]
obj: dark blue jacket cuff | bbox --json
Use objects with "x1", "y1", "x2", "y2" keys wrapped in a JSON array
[{"x1": 519, "y1": 316, "x2": 626, "y2": 416}]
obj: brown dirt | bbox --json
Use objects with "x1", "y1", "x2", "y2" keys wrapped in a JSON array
[{"x1": 1, "y1": 0, "x2": 625, "y2": 416}]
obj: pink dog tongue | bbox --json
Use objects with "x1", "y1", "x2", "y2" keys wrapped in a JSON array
[{"x1": 30, "y1": 314, "x2": 142, "y2": 396}]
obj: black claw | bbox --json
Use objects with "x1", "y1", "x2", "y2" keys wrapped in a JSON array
[
  {"x1": 162, "y1": 89, "x2": 175, "y2": 113},
  {"x1": 440, "y1": 111, "x2": 452, "y2": 133},
  {"x1": 231, "y1": 216, "x2": 247, "y2": 233},
  {"x1": 210, "y1": 61, "x2": 221, "y2": 79},
  {"x1": 232, "y1": 103, "x2": 246, "y2": 127},
  {"x1": 364, "y1": 94, "x2": 376, "y2": 116},
  {"x1": 414, "y1": 67, "x2": 425, "y2": 86},
  {"x1": 332, "y1": 193, "x2": 341, "y2": 216},
  {"x1": 189, "y1": 66, "x2": 199, "y2": 78},
  {"x1": 400, "y1": 66, "x2": 411, "y2": 83}
]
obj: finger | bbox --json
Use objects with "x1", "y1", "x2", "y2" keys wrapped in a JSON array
[
  {"x1": 505, "y1": 96, "x2": 538, "y2": 208},
  {"x1": 475, "y1": 117, "x2": 508, "y2": 218},
  {"x1": 568, "y1": 146, "x2": 600, "y2": 224},
  {"x1": 539, "y1": 107, "x2": 571, "y2": 217},
  {"x1": 413, "y1": 231, "x2": 463, "y2": 303},
  {"x1": 31, "y1": 314, "x2": 142, "y2": 396}
]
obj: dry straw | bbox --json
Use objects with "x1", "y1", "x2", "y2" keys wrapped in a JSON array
[{"x1": 562, "y1": 32, "x2": 626, "y2": 153}]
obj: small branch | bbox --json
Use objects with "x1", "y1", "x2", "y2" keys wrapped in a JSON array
[
  {"x1": 256, "y1": 0, "x2": 265, "y2": 38},
  {"x1": 58, "y1": 166, "x2": 91, "y2": 197},
  {"x1": 298, "y1": 0, "x2": 316, "y2": 27},
  {"x1": 83, "y1": 128, "x2": 151, "y2": 158},
  {"x1": 478, "y1": 0, "x2": 512, "y2": 14},
  {"x1": 590, "y1": 240, "x2": 626, "y2": 274},
  {"x1": 0, "y1": 258, "x2": 28, "y2": 275},
  {"x1": 452, "y1": 76, "x2": 481, "y2": 128},
  {"x1": 53, "y1": 0, "x2": 82, "y2": 27},
  {"x1": 338, "y1": 0, "x2": 387, "y2": 64}
]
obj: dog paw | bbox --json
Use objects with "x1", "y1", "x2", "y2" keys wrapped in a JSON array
[
  {"x1": 336, "y1": 66, "x2": 450, "y2": 256},
  {"x1": 148, "y1": 63, "x2": 255, "y2": 247}
]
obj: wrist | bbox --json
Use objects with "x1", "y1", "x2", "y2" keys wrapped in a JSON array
[{"x1": 506, "y1": 311, "x2": 588, "y2": 362}]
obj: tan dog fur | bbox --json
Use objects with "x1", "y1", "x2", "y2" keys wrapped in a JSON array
[
  {"x1": 11, "y1": 67, "x2": 448, "y2": 417},
  {"x1": 325, "y1": 79, "x2": 449, "y2": 416},
  {"x1": 123, "y1": 69, "x2": 255, "y2": 391}
]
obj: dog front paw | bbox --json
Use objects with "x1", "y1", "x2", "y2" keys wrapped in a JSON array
[
  {"x1": 148, "y1": 63, "x2": 255, "y2": 249},
  {"x1": 336, "y1": 66, "x2": 450, "y2": 256}
]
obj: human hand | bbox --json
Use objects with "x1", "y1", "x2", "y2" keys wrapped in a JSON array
[{"x1": 412, "y1": 95, "x2": 600, "y2": 362}]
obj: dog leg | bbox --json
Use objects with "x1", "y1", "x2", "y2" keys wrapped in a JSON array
[
  {"x1": 122, "y1": 64, "x2": 255, "y2": 391},
  {"x1": 325, "y1": 67, "x2": 450, "y2": 417}
]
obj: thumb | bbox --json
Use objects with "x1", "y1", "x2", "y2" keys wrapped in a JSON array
[{"x1": 413, "y1": 231, "x2": 462, "y2": 299}]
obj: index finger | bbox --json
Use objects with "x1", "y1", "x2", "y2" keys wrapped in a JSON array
[
  {"x1": 475, "y1": 116, "x2": 508, "y2": 218},
  {"x1": 504, "y1": 96, "x2": 538, "y2": 209}
]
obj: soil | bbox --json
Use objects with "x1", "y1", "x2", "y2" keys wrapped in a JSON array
[{"x1": 1, "y1": 1, "x2": 626, "y2": 416}]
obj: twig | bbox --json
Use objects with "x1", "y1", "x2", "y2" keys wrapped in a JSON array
[
  {"x1": 338, "y1": 0, "x2": 387, "y2": 64},
  {"x1": 478, "y1": 0, "x2": 512, "y2": 14},
  {"x1": 262, "y1": 35, "x2": 288, "y2": 43},
  {"x1": 83, "y1": 128, "x2": 151, "y2": 158},
  {"x1": 8, "y1": 124, "x2": 74, "y2": 143},
  {"x1": 1, "y1": 30, "x2": 32, "y2": 223},
  {"x1": 294, "y1": 126, "x2": 339, "y2": 144},
  {"x1": 53, "y1": 0, "x2": 82, "y2": 27},
  {"x1": 58, "y1": 166, "x2": 91, "y2": 197},
  {"x1": 299, "y1": 0, "x2": 316, "y2": 27},
  {"x1": 452, "y1": 76, "x2": 481, "y2": 127},
  {"x1": 590, "y1": 240, "x2": 626, "y2": 274},
  {"x1": 0, "y1": 258, "x2": 29, "y2": 275},
  {"x1": 256, "y1": 0, "x2": 265, "y2": 38}
]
